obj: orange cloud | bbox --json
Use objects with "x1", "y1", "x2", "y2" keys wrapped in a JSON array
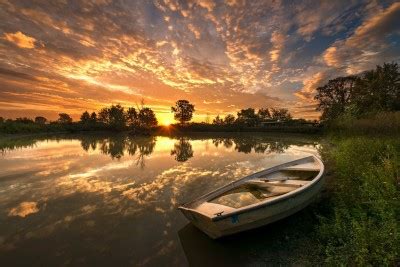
[
  {"x1": 295, "y1": 72, "x2": 326, "y2": 101},
  {"x1": 3, "y1": 31, "x2": 36, "y2": 49},
  {"x1": 269, "y1": 31, "x2": 285, "y2": 74},
  {"x1": 187, "y1": 24, "x2": 201, "y2": 39},
  {"x1": 196, "y1": 0, "x2": 215, "y2": 12},
  {"x1": 8, "y1": 202, "x2": 39, "y2": 217},
  {"x1": 323, "y1": 47, "x2": 339, "y2": 67}
]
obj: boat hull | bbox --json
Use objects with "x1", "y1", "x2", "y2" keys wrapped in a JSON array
[{"x1": 180, "y1": 175, "x2": 324, "y2": 239}]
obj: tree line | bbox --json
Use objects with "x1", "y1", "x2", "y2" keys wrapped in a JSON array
[
  {"x1": 315, "y1": 62, "x2": 400, "y2": 123},
  {"x1": 1, "y1": 97, "x2": 315, "y2": 135},
  {"x1": 0, "y1": 103, "x2": 158, "y2": 133},
  {"x1": 170, "y1": 99, "x2": 295, "y2": 126},
  {"x1": 211, "y1": 107, "x2": 292, "y2": 126}
]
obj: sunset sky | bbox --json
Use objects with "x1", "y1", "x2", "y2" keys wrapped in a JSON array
[{"x1": 0, "y1": 0, "x2": 399, "y2": 125}]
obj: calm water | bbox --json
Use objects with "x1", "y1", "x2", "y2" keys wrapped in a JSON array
[{"x1": 0, "y1": 133, "x2": 320, "y2": 266}]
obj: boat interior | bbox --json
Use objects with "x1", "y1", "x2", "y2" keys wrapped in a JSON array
[{"x1": 188, "y1": 157, "x2": 321, "y2": 217}]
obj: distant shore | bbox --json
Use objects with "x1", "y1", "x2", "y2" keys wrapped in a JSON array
[{"x1": 0, "y1": 122, "x2": 322, "y2": 136}]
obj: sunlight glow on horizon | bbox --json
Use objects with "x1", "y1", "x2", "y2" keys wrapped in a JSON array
[{"x1": 0, "y1": 1, "x2": 399, "y2": 121}]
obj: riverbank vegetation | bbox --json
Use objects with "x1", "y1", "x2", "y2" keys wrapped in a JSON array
[
  {"x1": 308, "y1": 63, "x2": 400, "y2": 265},
  {"x1": 317, "y1": 136, "x2": 399, "y2": 265},
  {"x1": 293, "y1": 62, "x2": 400, "y2": 264}
]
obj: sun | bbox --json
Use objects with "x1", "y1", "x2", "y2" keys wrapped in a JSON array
[{"x1": 162, "y1": 120, "x2": 172, "y2": 126}]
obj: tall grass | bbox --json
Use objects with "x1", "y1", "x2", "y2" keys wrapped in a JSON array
[
  {"x1": 319, "y1": 137, "x2": 400, "y2": 265},
  {"x1": 329, "y1": 111, "x2": 400, "y2": 135}
]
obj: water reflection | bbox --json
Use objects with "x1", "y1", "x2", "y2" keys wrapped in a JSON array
[
  {"x1": 79, "y1": 134, "x2": 316, "y2": 162},
  {"x1": 0, "y1": 134, "x2": 317, "y2": 162},
  {"x1": 224, "y1": 136, "x2": 289, "y2": 154},
  {"x1": 171, "y1": 138, "x2": 194, "y2": 162},
  {"x1": 80, "y1": 135, "x2": 156, "y2": 162},
  {"x1": 79, "y1": 135, "x2": 296, "y2": 161},
  {"x1": 0, "y1": 137, "x2": 38, "y2": 154},
  {"x1": 0, "y1": 133, "x2": 321, "y2": 266}
]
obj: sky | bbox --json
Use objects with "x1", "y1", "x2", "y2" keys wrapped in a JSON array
[{"x1": 0, "y1": 0, "x2": 399, "y2": 125}]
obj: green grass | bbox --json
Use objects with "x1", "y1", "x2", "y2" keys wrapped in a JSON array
[{"x1": 318, "y1": 136, "x2": 400, "y2": 265}]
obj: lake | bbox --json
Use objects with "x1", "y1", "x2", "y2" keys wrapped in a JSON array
[{"x1": 0, "y1": 133, "x2": 321, "y2": 266}]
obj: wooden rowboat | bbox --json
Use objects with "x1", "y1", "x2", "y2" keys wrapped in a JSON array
[{"x1": 178, "y1": 155, "x2": 325, "y2": 239}]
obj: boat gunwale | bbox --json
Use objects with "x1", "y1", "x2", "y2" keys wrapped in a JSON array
[{"x1": 179, "y1": 155, "x2": 324, "y2": 222}]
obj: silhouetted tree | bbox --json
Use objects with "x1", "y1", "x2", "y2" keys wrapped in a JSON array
[
  {"x1": 58, "y1": 113, "x2": 72, "y2": 124},
  {"x1": 224, "y1": 114, "x2": 235, "y2": 125},
  {"x1": 171, "y1": 138, "x2": 193, "y2": 162},
  {"x1": 212, "y1": 115, "x2": 224, "y2": 125},
  {"x1": 90, "y1": 112, "x2": 97, "y2": 123},
  {"x1": 126, "y1": 107, "x2": 138, "y2": 127},
  {"x1": 353, "y1": 62, "x2": 400, "y2": 114},
  {"x1": 0, "y1": 117, "x2": 4, "y2": 123},
  {"x1": 98, "y1": 108, "x2": 109, "y2": 124},
  {"x1": 109, "y1": 104, "x2": 126, "y2": 129},
  {"x1": 271, "y1": 108, "x2": 292, "y2": 121},
  {"x1": 171, "y1": 100, "x2": 195, "y2": 124},
  {"x1": 138, "y1": 107, "x2": 158, "y2": 128},
  {"x1": 34, "y1": 116, "x2": 47, "y2": 124},
  {"x1": 98, "y1": 104, "x2": 126, "y2": 130},
  {"x1": 315, "y1": 76, "x2": 357, "y2": 121},
  {"x1": 80, "y1": 111, "x2": 90, "y2": 123},
  {"x1": 258, "y1": 108, "x2": 271, "y2": 120},
  {"x1": 237, "y1": 108, "x2": 259, "y2": 126}
]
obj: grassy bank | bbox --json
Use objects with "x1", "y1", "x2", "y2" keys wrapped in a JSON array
[
  {"x1": 327, "y1": 111, "x2": 400, "y2": 136},
  {"x1": 316, "y1": 135, "x2": 400, "y2": 265}
]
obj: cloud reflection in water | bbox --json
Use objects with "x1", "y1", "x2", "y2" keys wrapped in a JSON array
[{"x1": 0, "y1": 134, "x2": 320, "y2": 265}]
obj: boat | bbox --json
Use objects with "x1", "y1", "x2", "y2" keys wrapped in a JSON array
[{"x1": 178, "y1": 155, "x2": 325, "y2": 239}]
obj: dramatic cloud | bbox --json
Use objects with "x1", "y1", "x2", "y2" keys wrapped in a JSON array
[
  {"x1": 0, "y1": 0, "x2": 399, "y2": 121},
  {"x1": 323, "y1": 2, "x2": 400, "y2": 73},
  {"x1": 3, "y1": 31, "x2": 36, "y2": 49},
  {"x1": 294, "y1": 1, "x2": 400, "y2": 106},
  {"x1": 8, "y1": 202, "x2": 39, "y2": 217},
  {"x1": 295, "y1": 72, "x2": 327, "y2": 101}
]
